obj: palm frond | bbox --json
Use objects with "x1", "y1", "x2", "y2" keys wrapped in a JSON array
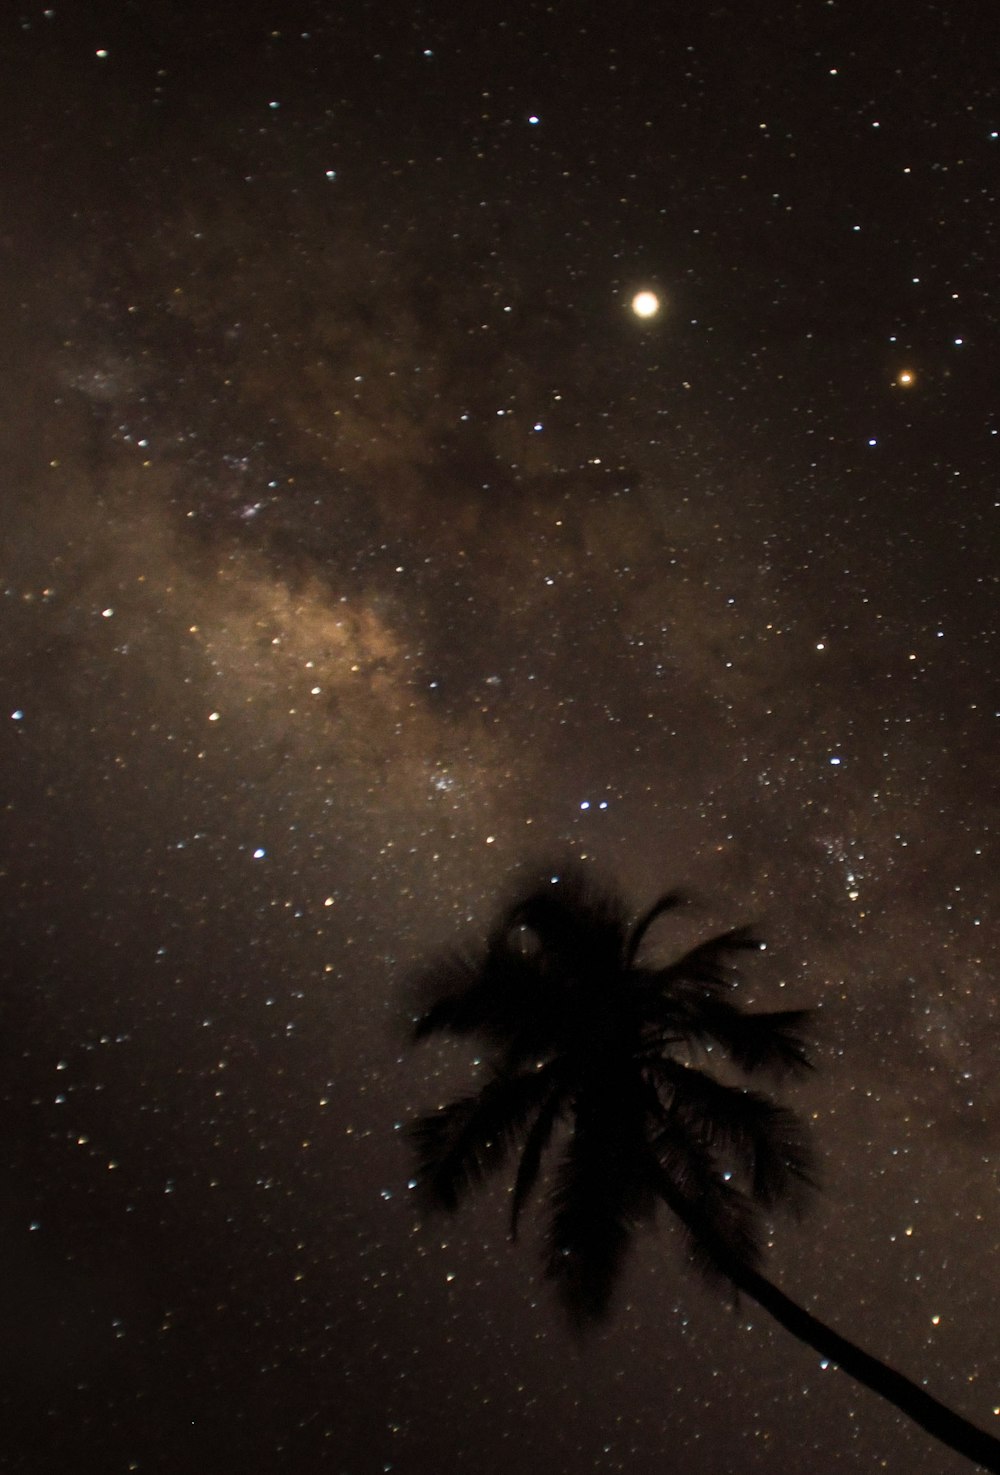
[
  {"x1": 410, "y1": 953, "x2": 492, "y2": 1040},
  {"x1": 409, "y1": 1065, "x2": 557, "y2": 1214},
  {"x1": 509, "y1": 1085, "x2": 565, "y2": 1241},
  {"x1": 646, "y1": 1099, "x2": 763, "y2": 1279},
  {"x1": 647, "y1": 1059, "x2": 816, "y2": 1210},
  {"x1": 411, "y1": 946, "x2": 552, "y2": 1055},
  {"x1": 745, "y1": 1100, "x2": 816, "y2": 1208},
  {"x1": 655, "y1": 926, "x2": 765, "y2": 994},
  {"x1": 625, "y1": 891, "x2": 686, "y2": 968},
  {"x1": 694, "y1": 1002, "x2": 815, "y2": 1077}
]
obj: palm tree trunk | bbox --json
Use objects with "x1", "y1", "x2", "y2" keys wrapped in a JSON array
[{"x1": 728, "y1": 1262, "x2": 1000, "y2": 1473}]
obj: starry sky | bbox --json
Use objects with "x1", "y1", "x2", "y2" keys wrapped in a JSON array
[{"x1": 2, "y1": 1, "x2": 998, "y2": 1470}]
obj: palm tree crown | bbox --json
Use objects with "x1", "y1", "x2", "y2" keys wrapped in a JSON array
[
  {"x1": 410, "y1": 865, "x2": 815, "y2": 1324},
  {"x1": 408, "y1": 866, "x2": 1000, "y2": 1472}
]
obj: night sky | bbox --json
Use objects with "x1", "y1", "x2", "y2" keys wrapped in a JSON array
[{"x1": 2, "y1": 1, "x2": 998, "y2": 1470}]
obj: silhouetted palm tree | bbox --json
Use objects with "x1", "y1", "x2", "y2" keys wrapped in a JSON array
[{"x1": 408, "y1": 866, "x2": 1000, "y2": 1472}]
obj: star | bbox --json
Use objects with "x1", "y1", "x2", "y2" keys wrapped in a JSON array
[{"x1": 630, "y1": 290, "x2": 661, "y2": 319}]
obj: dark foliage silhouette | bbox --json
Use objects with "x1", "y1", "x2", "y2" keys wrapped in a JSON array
[{"x1": 408, "y1": 866, "x2": 1000, "y2": 1471}]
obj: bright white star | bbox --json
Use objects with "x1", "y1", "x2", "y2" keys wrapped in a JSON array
[{"x1": 631, "y1": 291, "x2": 660, "y2": 319}]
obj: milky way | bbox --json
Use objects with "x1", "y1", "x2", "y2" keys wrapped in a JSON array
[{"x1": 1, "y1": 3, "x2": 997, "y2": 1471}]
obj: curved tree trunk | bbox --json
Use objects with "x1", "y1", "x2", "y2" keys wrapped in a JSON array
[{"x1": 729, "y1": 1263, "x2": 1000, "y2": 1473}]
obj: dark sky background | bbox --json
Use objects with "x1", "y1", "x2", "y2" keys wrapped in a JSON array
[{"x1": 1, "y1": 1, "x2": 997, "y2": 1471}]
